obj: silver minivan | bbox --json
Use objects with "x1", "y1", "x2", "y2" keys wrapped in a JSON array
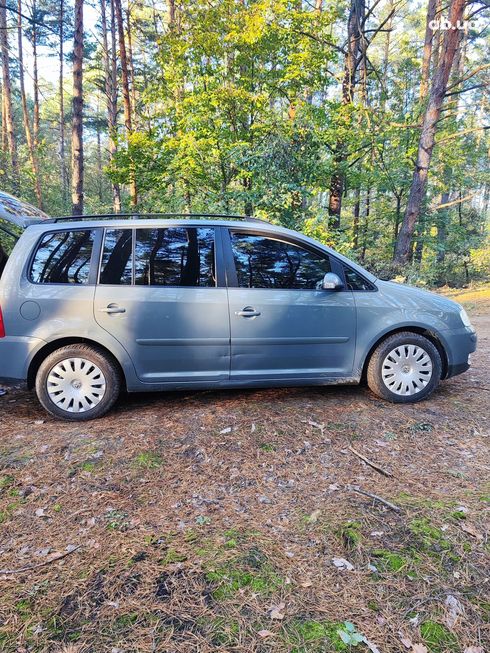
[{"x1": 0, "y1": 204, "x2": 477, "y2": 421}]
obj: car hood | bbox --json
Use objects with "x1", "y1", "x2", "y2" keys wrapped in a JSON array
[{"x1": 376, "y1": 280, "x2": 461, "y2": 315}]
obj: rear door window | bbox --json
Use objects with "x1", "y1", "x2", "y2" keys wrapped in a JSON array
[
  {"x1": 135, "y1": 227, "x2": 215, "y2": 287},
  {"x1": 99, "y1": 229, "x2": 133, "y2": 285},
  {"x1": 30, "y1": 230, "x2": 95, "y2": 284}
]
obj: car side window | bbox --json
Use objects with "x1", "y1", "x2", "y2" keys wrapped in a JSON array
[
  {"x1": 100, "y1": 229, "x2": 133, "y2": 285},
  {"x1": 30, "y1": 230, "x2": 95, "y2": 284},
  {"x1": 230, "y1": 232, "x2": 331, "y2": 289},
  {"x1": 134, "y1": 227, "x2": 215, "y2": 287},
  {"x1": 344, "y1": 265, "x2": 375, "y2": 291}
]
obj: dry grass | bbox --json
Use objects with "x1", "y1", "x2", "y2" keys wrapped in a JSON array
[{"x1": 0, "y1": 289, "x2": 489, "y2": 653}]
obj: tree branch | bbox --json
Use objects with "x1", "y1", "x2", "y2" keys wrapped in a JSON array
[
  {"x1": 446, "y1": 63, "x2": 490, "y2": 91},
  {"x1": 435, "y1": 192, "x2": 476, "y2": 209},
  {"x1": 436, "y1": 125, "x2": 490, "y2": 144}
]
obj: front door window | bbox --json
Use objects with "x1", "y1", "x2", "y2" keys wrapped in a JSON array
[{"x1": 230, "y1": 232, "x2": 331, "y2": 290}]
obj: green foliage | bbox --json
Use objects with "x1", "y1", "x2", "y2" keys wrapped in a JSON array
[
  {"x1": 0, "y1": 0, "x2": 487, "y2": 287},
  {"x1": 371, "y1": 549, "x2": 411, "y2": 573},
  {"x1": 286, "y1": 618, "x2": 349, "y2": 652},
  {"x1": 205, "y1": 546, "x2": 282, "y2": 599},
  {"x1": 409, "y1": 518, "x2": 452, "y2": 551},
  {"x1": 133, "y1": 451, "x2": 164, "y2": 469},
  {"x1": 338, "y1": 520, "x2": 363, "y2": 549},
  {"x1": 420, "y1": 620, "x2": 458, "y2": 653}
]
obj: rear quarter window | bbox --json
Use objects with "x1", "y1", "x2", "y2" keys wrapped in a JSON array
[{"x1": 30, "y1": 230, "x2": 95, "y2": 284}]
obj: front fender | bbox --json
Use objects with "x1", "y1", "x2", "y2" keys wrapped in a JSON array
[{"x1": 352, "y1": 290, "x2": 455, "y2": 376}]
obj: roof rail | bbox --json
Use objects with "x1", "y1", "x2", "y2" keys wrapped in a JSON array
[{"x1": 52, "y1": 212, "x2": 270, "y2": 224}]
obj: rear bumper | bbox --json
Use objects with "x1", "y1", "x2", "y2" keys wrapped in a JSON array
[
  {"x1": 441, "y1": 327, "x2": 477, "y2": 379},
  {"x1": 0, "y1": 336, "x2": 46, "y2": 386}
]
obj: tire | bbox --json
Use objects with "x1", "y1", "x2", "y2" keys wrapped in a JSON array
[
  {"x1": 35, "y1": 344, "x2": 121, "y2": 421},
  {"x1": 366, "y1": 332, "x2": 442, "y2": 403}
]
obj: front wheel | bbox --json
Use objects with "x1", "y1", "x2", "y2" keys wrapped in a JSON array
[
  {"x1": 35, "y1": 344, "x2": 121, "y2": 420},
  {"x1": 366, "y1": 332, "x2": 442, "y2": 403}
]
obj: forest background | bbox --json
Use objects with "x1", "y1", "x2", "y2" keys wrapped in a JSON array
[{"x1": 0, "y1": 0, "x2": 488, "y2": 285}]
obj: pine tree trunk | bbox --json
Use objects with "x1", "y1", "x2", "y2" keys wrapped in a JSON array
[
  {"x1": 59, "y1": 0, "x2": 69, "y2": 210},
  {"x1": 114, "y1": 0, "x2": 137, "y2": 206},
  {"x1": 126, "y1": 3, "x2": 137, "y2": 129},
  {"x1": 0, "y1": 3, "x2": 20, "y2": 193},
  {"x1": 32, "y1": 0, "x2": 40, "y2": 146},
  {"x1": 17, "y1": 0, "x2": 43, "y2": 209},
  {"x1": 361, "y1": 186, "x2": 371, "y2": 261},
  {"x1": 353, "y1": 187, "x2": 360, "y2": 249},
  {"x1": 102, "y1": 0, "x2": 121, "y2": 212},
  {"x1": 96, "y1": 116, "x2": 103, "y2": 202},
  {"x1": 419, "y1": 0, "x2": 437, "y2": 101},
  {"x1": 413, "y1": 219, "x2": 424, "y2": 264},
  {"x1": 393, "y1": 192, "x2": 402, "y2": 257},
  {"x1": 327, "y1": 0, "x2": 365, "y2": 228},
  {"x1": 394, "y1": 0, "x2": 465, "y2": 265},
  {"x1": 1, "y1": 88, "x2": 7, "y2": 153},
  {"x1": 71, "y1": 0, "x2": 84, "y2": 215},
  {"x1": 436, "y1": 191, "x2": 449, "y2": 265}
]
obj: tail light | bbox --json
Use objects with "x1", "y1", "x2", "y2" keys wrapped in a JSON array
[{"x1": 0, "y1": 306, "x2": 5, "y2": 338}]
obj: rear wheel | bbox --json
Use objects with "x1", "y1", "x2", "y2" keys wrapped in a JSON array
[
  {"x1": 367, "y1": 332, "x2": 442, "y2": 403},
  {"x1": 35, "y1": 344, "x2": 121, "y2": 420}
]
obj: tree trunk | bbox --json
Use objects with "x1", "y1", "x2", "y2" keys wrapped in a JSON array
[
  {"x1": 327, "y1": 0, "x2": 365, "y2": 228},
  {"x1": 0, "y1": 3, "x2": 20, "y2": 193},
  {"x1": 114, "y1": 0, "x2": 137, "y2": 206},
  {"x1": 413, "y1": 220, "x2": 424, "y2": 264},
  {"x1": 102, "y1": 0, "x2": 121, "y2": 212},
  {"x1": 353, "y1": 187, "x2": 360, "y2": 249},
  {"x1": 71, "y1": 0, "x2": 84, "y2": 215},
  {"x1": 436, "y1": 191, "x2": 449, "y2": 265},
  {"x1": 419, "y1": 0, "x2": 437, "y2": 101},
  {"x1": 59, "y1": 0, "x2": 69, "y2": 209},
  {"x1": 381, "y1": 0, "x2": 394, "y2": 108},
  {"x1": 32, "y1": 0, "x2": 40, "y2": 146},
  {"x1": 393, "y1": 192, "x2": 402, "y2": 257},
  {"x1": 432, "y1": 0, "x2": 442, "y2": 72},
  {"x1": 126, "y1": 2, "x2": 137, "y2": 129},
  {"x1": 17, "y1": 0, "x2": 43, "y2": 209},
  {"x1": 96, "y1": 116, "x2": 103, "y2": 202},
  {"x1": 168, "y1": 0, "x2": 176, "y2": 25},
  {"x1": 361, "y1": 186, "x2": 371, "y2": 261},
  {"x1": 1, "y1": 88, "x2": 7, "y2": 153},
  {"x1": 394, "y1": 0, "x2": 465, "y2": 265}
]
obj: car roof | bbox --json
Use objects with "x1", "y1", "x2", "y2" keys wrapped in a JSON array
[{"x1": 28, "y1": 214, "x2": 377, "y2": 283}]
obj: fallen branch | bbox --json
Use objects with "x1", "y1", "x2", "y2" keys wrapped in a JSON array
[
  {"x1": 347, "y1": 485, "x2": 401, "y2": 513},
  {"x1": 0, "y1": 545, "x2": 81, "y2": 576},
  {"x1": 348, "y1": 445, "x2": 394, "y2": 478}
]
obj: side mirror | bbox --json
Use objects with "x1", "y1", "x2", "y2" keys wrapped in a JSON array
[{"x1": 322, "y1": 272, "x2": 344, "y2": 291}]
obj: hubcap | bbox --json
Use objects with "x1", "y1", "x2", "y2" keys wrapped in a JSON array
[
  {"x1": 381, "y1": 344, "x2": 433, "y2": 396},
  {"x1": 47, "y1": 358, "x2": 106, "y2": 413}
]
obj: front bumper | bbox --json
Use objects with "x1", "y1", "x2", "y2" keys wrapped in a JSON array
[{"x1": 441, "y1": 327, "x2": 477, "y2": 379}]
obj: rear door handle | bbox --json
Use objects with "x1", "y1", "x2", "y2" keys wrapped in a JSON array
[
  {"x1": 236, "y1": 307, "x2": 261, "y2": 318},
  {"x1": 99, "y1": 304, "x2": 126, "y2": 314}
]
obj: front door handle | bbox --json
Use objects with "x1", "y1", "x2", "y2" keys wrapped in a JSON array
[
  {"x1": 236, "y1": 307, "x2": 261, "y2": 318},
  {"x1": 99, "y1": 304, "x2": 126, "y2": 314}
]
